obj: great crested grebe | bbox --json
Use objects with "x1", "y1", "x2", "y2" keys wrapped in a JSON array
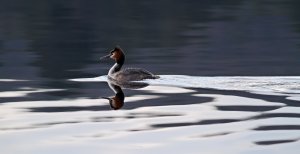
[{"x1": 100, "y1": 46, "x2": 159, "y2": 82}]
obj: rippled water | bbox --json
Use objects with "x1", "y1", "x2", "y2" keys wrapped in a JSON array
[
  {"x1": 1, "y1": 76, "x2": 300, "y2": 154},
  {"x1": 1, "y1": 1, "x2": 300, "y2": 154}
]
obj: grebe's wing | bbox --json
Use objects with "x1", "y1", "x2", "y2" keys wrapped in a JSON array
[
  {"x1": 123, "y1": 68, "x2": 153, "y2": 75},
  {"x1": 115, "y1": 68, "x2": 159, "y2": 81}
]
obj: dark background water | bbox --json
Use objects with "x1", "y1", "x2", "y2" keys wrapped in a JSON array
[{"x1": 1, "y1": 0, "x2": 300, "y2": 99}]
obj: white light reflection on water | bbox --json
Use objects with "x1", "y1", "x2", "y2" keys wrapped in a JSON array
[
  {"x1": 144, "y1": 75, "x2": 300, "y2": 94},
  {"x1": 70, "y1": 75, "x2": 300, "y2": 94},
  {"x1": 0, "y1": 75, "x2": 299, "y2": 154}
]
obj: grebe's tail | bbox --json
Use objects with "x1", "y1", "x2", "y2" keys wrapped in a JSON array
[
  {"x1": 152, "y1": 75, "x2": 160, "y2": 79},
  {"x1": 145, "y1": 74, "x2": 159, "y2": 80}
]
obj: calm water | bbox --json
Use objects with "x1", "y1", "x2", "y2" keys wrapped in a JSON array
[{"x1": 1, "y1": 1, "x2": 300, "y2": 154}]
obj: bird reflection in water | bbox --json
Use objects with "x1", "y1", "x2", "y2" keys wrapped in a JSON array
[{"x1": 102, "y1": 79, "x2": 149, "y2": 110}]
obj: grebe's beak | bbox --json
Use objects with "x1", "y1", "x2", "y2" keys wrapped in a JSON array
[
  {"x1": 101, "y1": 97, "x2": 111, "y2": 100},
  {"x1": 100, "y1": 54, "x2": 111, "y2": 60}
]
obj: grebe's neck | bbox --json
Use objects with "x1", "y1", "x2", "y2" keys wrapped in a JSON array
[
  {"x1": 108, "y1": 56, "x2": 125, "y2": 76},
  {"x1": 108, "y1": 63, "x2": 122, "y2": 75}
]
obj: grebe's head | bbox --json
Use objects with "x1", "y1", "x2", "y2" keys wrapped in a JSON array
[{"x1": 100, "y1": 46, "x2": 125, "y2": 64}]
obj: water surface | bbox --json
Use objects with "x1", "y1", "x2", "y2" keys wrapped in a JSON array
[{"x1": 1, "y1": 1, "x2": 300, "y2": 154}]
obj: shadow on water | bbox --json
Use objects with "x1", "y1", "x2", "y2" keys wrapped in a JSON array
[
  {"x1": 26, "y1": 78, "x2": 300, "y2": 113},
  {"x1": 26, "y1": 80, "x2": 214, "y2": 112},
  {"x1": 254, "y1": 139, "x2": 300, "y2": 145}
]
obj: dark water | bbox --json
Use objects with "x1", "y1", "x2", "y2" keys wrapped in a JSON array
[
  {"x1": 1, "y1": 0, "x2": 300, "y2": 96},
  {"x1": 0, "y1": 1, "x2": 300, "y2": 154}
]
